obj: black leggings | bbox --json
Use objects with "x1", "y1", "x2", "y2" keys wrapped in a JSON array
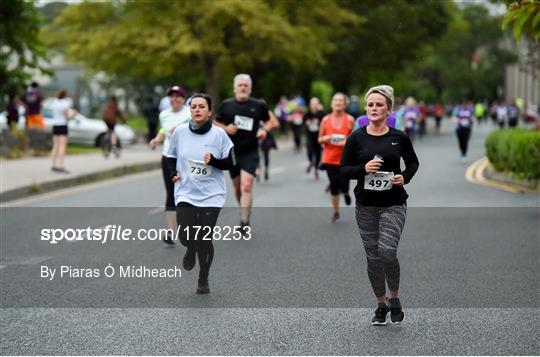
[
  {"x1": 261, "y1": 146, "x2": 270, "y2": 169},
  {"x1": 176, "y1": 202, "x2": 221, "y2": 282},
  {"x1": 325, "y1": 164, "x2": 349, "y2": 196},
  {"x1": 292, "y1": 124, "x2": 302, "y2": 151},
  {"x1": 456, "y1": 127, "x2": 471, "y2": 157},
  {"x1": 161, "y1": 156, "x2": 175, "y2": 211},
  {"x1": 306, "y1": 136, "x2": 321, "y2": 168}
]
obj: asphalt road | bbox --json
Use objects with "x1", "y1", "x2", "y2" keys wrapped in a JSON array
[{"x1": 1, "y1": 119, "x2": 538, "y2": 355}]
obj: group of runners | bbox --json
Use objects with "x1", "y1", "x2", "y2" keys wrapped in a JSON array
[
  {"x1": 147, "y1": 74, "x2": 423, "y2": 326},
  {"x1": 149, "y1": 74, "x2": 424, "y2": 325}
]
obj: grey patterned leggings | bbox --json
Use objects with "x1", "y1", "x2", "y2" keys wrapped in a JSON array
[{"x1": 355, "y1": 203, "x2": 407, "y2": 297}]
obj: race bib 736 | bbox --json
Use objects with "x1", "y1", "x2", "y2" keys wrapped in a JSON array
[{"x1": 187, "y1": 160, "x2": 212, "y2": 177}]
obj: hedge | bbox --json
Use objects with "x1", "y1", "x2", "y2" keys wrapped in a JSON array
[{"x1": 485, "y1": 129, "x2": 540, "y2": 180}]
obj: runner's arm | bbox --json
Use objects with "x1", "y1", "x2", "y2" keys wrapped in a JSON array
[
  {"x1": 263, "y1": 111, "x2": 280, "y2": 131},
  {"x1": 401, "y1": 136, "x2": 419, "y2": 184},
  {"x1": 340, "y1": 135, "x2": 366, "y2": 180},
  {"x1": 207, "y1": 148, "x2": 236, "y2": 170},
  {"x1": 213, "y1": 103, "x2": 227, "y2": 129},
  {"x1": 318, "y1": 118, "x2": 330, "y2": 144},
  {"x1": 164, "y1": 128, "x2": 179, "y2": 179},
  {"x1": 212, "y1": 120, "x2": 227, "y2": 130}
]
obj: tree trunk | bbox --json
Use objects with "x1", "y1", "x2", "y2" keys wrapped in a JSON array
[{"x1": 202, "y1": 55, "x2": 220, "y2": 104}]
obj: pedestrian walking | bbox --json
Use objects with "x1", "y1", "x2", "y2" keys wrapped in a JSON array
[
  {"x1": 22, "y1": 82, "x2": 45, "y2": 130},
  {"x1": 50, "y1": 89, "x2": 77, "y2": 173},
  {"x1": 6, "y1": 93, "x2": 21, "y2": 130}
]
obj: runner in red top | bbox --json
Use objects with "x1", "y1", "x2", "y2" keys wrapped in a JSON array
[{"x1": 318, "y1": 92, "x2": 355, "y2": 223}]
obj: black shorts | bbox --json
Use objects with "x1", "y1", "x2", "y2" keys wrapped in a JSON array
[
  {"x1": 52, "y1": 125, "x2": 68, "y2": 136},
  {"x1": 229, "y1": 149, "x2": 259, "y2": 179}
]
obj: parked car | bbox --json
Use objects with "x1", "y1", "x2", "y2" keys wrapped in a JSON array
[
  {"x1": 523, "y1": 104, "x2": 538, "y2": 123},
  {"x1": 1, "y1": 106, "x2": 136, "y2": 147},
  {"x1": 0, "y1": 108, "x2": 25, "y2": 131},
  {"x1": 41, "y1": 107, "x2": 136, "y2": 147}
]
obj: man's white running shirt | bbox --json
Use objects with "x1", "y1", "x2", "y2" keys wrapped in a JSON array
[{"x1": 159, "y1": 106, "x2": 191, "y2": 155}]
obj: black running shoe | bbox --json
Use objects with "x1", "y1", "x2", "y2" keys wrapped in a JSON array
[
  {"x1": 163, "y1": 232, "x2": 175, "y2": 245},
  {"x1": 182, "y1": 247, "x2": 196, "y2": 271},
  {"x1": 196, "y1": 280, "x2": 210, "y2": 294},
  {"x1": 388, "y1": 297, "x2": 404, "y2": 324},
  {"x1": 239, "y1": 220, "x2": 250, "y2": 237},
  {"x1": 371, "y1": 303, "x2": 389, "y2": 325},
  {"x1": 344, "y1": 193, "x2": 352, "y2": 206}
]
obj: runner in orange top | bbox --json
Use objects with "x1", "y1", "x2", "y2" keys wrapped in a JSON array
[{"x1": 318, "y1": 92, "x2": 355, "y2": 223}]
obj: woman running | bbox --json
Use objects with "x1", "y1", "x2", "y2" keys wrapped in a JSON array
[
  {"x1": 402, "y1": 97, "x2": 420, "y2": 142},
  {"x1": 288, "y1": 104, "x2": 305, "y2": 153},
  {"x1": 165, "y1": 93, "x2": 235, "y2": 294},
  {"x1": 149, "y1": 86, "x2": 191, "y2": 244},
  {"x1": 452, "y1": 100, "x2": 475, "y2": 162},
  {"x1": 303, "y1": 97, "x2": 325, "y2": 179},
  {"x1": 341, "y1": 85, "x2": 419, "y2": 325},
  {"x1": 258, "y1": 109, "x2": 280, "y2": 182},
  {"x1": 318, "y1": 92, "x2": 355, "y2": 223}
]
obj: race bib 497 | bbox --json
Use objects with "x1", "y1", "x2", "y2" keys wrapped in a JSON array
[{"x1": 364, "y1": 171, "x2": 394, "y2": 191}]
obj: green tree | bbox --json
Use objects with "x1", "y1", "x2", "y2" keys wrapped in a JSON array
[
  {"x1": 43, "y1": 0, "x2": 359, "y2": 102},
  {"x1": 317, "y1": 0, "x2": 450, "y2": 95},
  {"x1": 502, "y1": 0, "x2": 540, "y2": 41},
  {"x1": 0, "y1": 0, "x2": 49, "y2": 99},
  {"x1": 393, "y1": 3, "x2": 516, "y2": 102}
]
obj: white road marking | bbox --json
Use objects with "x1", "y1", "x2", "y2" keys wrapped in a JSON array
[
  {"x1": 0, "y1": 256, "x2": 51, "y2": 265},
  {"x1": 147, "y1": 207, "x2": 164, "y2": 215}
]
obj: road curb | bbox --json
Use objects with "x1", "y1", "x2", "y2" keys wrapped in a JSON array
[
  {"x1": 465, "y1": 157, "x2": 539, "y2": 193},
  {"x1": 0, "y1": 161, "x2": 161, "y2": 203}
]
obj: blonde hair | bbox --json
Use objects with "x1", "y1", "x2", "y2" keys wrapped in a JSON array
[
  {"x1": 364, "y1": 85, "x2": 394, "y2": 111},
  {"x1": 405, "y1": 96, "x2": 417, "y2": 107},
  {"x1": 333, "y1": 92, "x2": 349, "y2": 106}
]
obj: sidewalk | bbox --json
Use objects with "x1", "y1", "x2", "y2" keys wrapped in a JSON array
[{"x1": 0, "y1": 144, "x2": 161, "y2": 202}]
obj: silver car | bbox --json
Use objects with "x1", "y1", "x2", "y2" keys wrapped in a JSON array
[
  {"x1": 0, "y1": 107, "x2": 137, "y2": 147},
  {"x1": 41, "y1": 107, "x2": 136, "y2": 147}
]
